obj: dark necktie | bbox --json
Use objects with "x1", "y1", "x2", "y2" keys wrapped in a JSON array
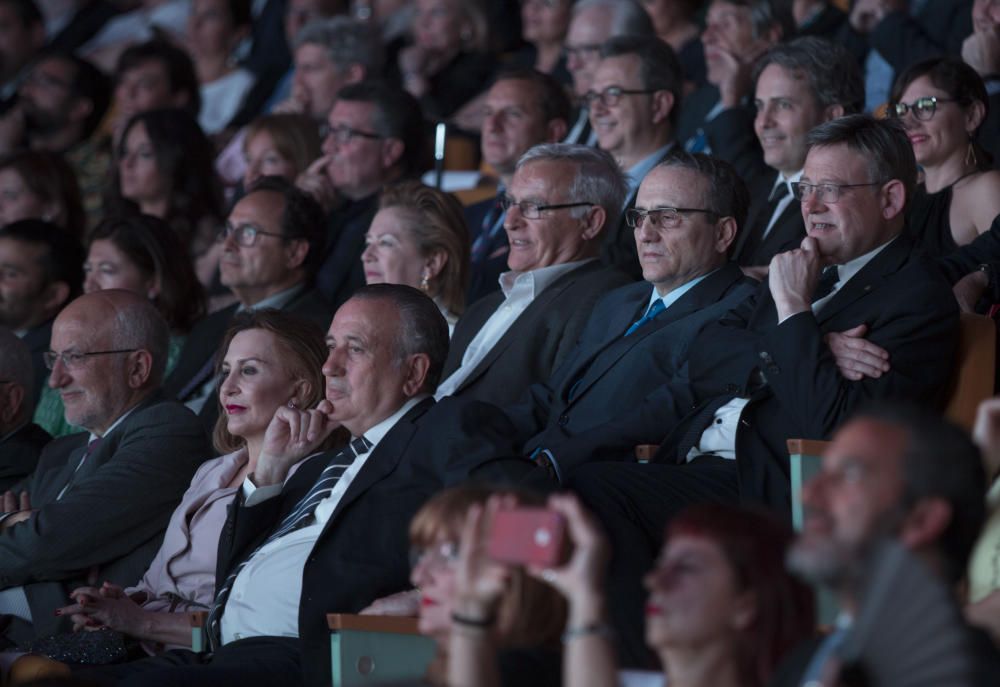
[
  {"x1": 624, "y1": 298, "x2": 666, "y2": 337},
  {"x1": 470, "y1": 190, "x2": 506, "y2": 264},
  {"x1": 205, "y1": 435, "x2": 372, "y2": 650},
  {"x1": 738, "y1": 181, "x2": 790, "y2": 263},
  {"x1": 811, "y1": 265, "x2": 840, "y2": 303}
]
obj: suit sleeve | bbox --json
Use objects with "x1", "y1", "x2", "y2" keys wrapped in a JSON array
[
  {"x1": 869, "y1": 7, "x2": 971, "y2": 73},
  {"x1": 0, "y1": 412, "x2": 207, "y2": 588},
  {"x1": 703, "y1": 106, "x2": 767, "y2": 183},
  {"x1": 758, "y1": 277, "x2": 960, "y2": 439},
  {"x1": 938, "y1": 217, "x2": 1000, "y2": 299}
]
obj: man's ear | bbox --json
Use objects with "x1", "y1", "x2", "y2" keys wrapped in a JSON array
[
  {"x1": 0, "y1": 383, "x2": 24, "y2": 425},
  {"x1": 40, "y1": 281, "x2": 71, "y2": 318},
  {"x1": 401, "y1": 353, "x2": 430, "y2": 396},
  {"x1": 899, "y1": 497, "x2": 952, "y2": 551},
  {"x1": 580, "y1": 204, "x2": 606, "y2": 241},
  {"x1": 284, "y1": 238, "x2": 310, "y2": 271},
  {"x1": 380, "y1": 138, "x2": 405, "y2": 171},
  {"x1": 126, "y1": 349, "x2": 155, "y2": 389},
  {"x1": 880, "y1": 179, "x2": 907, "y2": 222},
  {"x1": 822, "y1": 103, "x2": 845, "y2": 123},
  {"x1": 651, "y1": 90, "x2": 675, "y2": 126},
  {"x1": 715, "y1": 216, "x2": 739, "y2": 254},
  {"x1": 546, "y1": 117, "x2": 568, "y2": 143}
]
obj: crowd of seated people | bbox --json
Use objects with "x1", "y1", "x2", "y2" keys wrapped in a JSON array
[{"x1": 3, "y1": 1, "x2": 1000, "y2": 686}]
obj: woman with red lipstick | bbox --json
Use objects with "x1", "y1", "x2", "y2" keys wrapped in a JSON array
[
  {"x1": 23, "y1": 311, "x2": 341, "y2": 666},
  {"x1": 890, "y1": 57, "x2": 1000, "y2": 255},
  {"x1": 362, "y1": 181, "x2": 470, "y2": 335},
  {"x1": 478, "y1": 496, "x2": 813, "y2": 687},
  {"x1": 401, "y1": 485, "x2": 565, "y2": 686}
]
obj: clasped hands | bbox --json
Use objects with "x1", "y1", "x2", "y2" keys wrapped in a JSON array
[
  {"x1": 56, "y1": 582, "x2": 144, "y2": 635},
  {"x1": 254, "y1": 400, "x2": 341, "y2": 486},
  {"x1": 769, "y1": 237, "x2": 891, "y2": 381}
]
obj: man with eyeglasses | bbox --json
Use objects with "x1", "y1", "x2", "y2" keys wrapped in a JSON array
[
  {"x1": 500, "y1": 153, "x2": 756, "y2": 491},
  {"x1": 734, "y1": 37, "x2": 863, "y2": 276},
  {"x1": 562, "y1": 0, "x2": 654, "y2": 146},
  {"x1": 0, "y1": 328, "x2": 50, "y2": 491},
  {"x1": 0, "y1": 289, "x2": 208, "y2": 644},
  {"x1": 561, "y1": 115, "x2": 960, "y2": 665},
  {"x1": 164, "y1": 177, "x2": 331, "y2": 433},
  {"x1": 464, "y1": 67, "x2": 571, "y2": 303},
  {"x1": 297, "y1": 80, "x2": 426, "y2": 309},
  {"x1": 588, "y1": 35, "x2": 682, "y2": 278},
  {"x1": 436, "y1": 143, "x2": 631, "y2": 406}
]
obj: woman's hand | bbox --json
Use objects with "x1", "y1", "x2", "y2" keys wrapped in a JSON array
[
  {"x1": 59, "y1": 583, "x2": 147, "y2": 636},
  {"x1": 360, "y1": 589, "x2": 421, "y2": 616},
  {"x1": 452, "y1": 496, "x2": 515, "y2": 621},
  {"x1": 527, "y1": 493, "x2": 609, "y2": 624}
]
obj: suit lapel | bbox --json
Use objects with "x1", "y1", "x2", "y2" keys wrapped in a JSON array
[
  {"x1": 455, "y1": 263, "x2": 600, "y2": 393},
  {"x1": 753, "y1": 203, "x2": 804, "y2": 260},
  {"x1": 815, "y1": 237, "x2": 912, "y2": 325},
  {"x1": 566, "y1": 264, "x2": 745, "y2": 403},
  {"x1": 321, "y1": 398, "x2": 433, "y2": 530}
]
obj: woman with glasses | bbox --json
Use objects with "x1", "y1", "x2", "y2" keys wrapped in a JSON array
[
  {"x1": 362, "y1": 181, "x2": 470, "y2": 334},
  {"x1": 889, "y1": 57, "x2": 1000, "y2": 256},
  {"x1": 11, "y1": 311, "x2": 345, "y2": 671},
  {"x1": 364, "y1": 484, "x2": 566, "y2": 686},
  {"x1": 450, "y1": 495, "x2": 812, "y2": 687},
  {"x1": 34, "y1": 215, "x2": 207, "y2": 437}
]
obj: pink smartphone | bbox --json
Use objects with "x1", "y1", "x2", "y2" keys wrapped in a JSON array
[{"x1": 487, "y1": 508, "x2": 569, "y2": 568}]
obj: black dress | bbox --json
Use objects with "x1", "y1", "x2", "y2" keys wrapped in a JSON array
[{"x1": 906, "y1": 184, "x2": 959, "y2": 258}]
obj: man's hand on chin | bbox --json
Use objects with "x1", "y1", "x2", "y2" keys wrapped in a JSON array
[{"x1": 769, "y1": 236, "x2": 824, "y2": 322}]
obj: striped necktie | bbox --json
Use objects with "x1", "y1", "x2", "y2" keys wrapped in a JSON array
[{"x1": 205, "y1": 435, "x2": 372, "y2": 650}]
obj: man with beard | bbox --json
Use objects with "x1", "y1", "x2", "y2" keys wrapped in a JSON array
[{"x1": 0, "y1": 52, "x2": 111, "y2": 222}]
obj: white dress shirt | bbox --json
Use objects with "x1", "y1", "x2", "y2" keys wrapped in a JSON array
[
  {"x1": 761, "y1": 169, "x2": 803, "y2": 241},
  {"x1": 434, "y1": 260, "x2": 593, "y2": 398},
  {"x1": 689, "y1": 238, "x2": 896, "y2": 462},
  {"x1": 219, "y1": 396, "x2": 427, "y2": 644}
]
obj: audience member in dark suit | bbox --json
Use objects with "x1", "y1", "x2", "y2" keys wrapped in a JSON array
[
  {"x1": 464, "y1": 68, "x2": 570, "y2": 303},
  {"x1": 509, "y1": 153, "x2": 757, "y2": 477},
  {"x1": 734, "y1": 38, "x2": 864, "y2": 276},
  {"x1": 0, "y1": 291, "x2": 209, "y2": 644},
  {"x1": 47, "y1": 0, "x2": 120, "y2": 55},
  {"x1": 561, "y1": 116, "x2": 960, "y2": 665},
  {"x1": 164, "y1": 177, "x2": 331, "y2": 434},
  {"x1": 296, "y1": 81, "x2": 426, "y2": 309},
  {"x1": 963, "y1": 12, "x2": 1000, "y2": 168},
  {"x1": 438, "y1": 144, "x2": 631, "y2": 406},
  {"x1": 0, "y1": 221, "x2": 84, "y2": 412},
  {"x1": 588, "y1": 36, "x2": 682, "y2": 278},
  {"x1": 84, "y1": 284, "x2": 538, "y2": 687},
  {"x1": 677, "y1": 0, "x2": 792, "y2": 180},
  {"x1": 0, "y1": 328, "x2": 50, "y2": 491},
  {"x1": 561, "y1": 0, "x2": 655, "y2": 147},
  {"x1": 774, "y1": 405, "x2": 1000, "y2": 687}
]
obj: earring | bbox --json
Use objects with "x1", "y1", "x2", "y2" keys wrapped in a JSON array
[
  {"x1": 287, "y1": 400, "x2": 297, "y2": 409},
  {"x1": 966, "y1": 138, "x2": 979, "y2": 169},
  {"x1": 419, "y1": 272, "x2": 430, "y2": 293}
]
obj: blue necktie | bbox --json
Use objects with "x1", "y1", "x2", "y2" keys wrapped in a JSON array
[
  {"x1": 624, "y1": 299, "x2": 666, "y2": 337},
  {"x1": 205, "y1": 435, "x2": 372, "y2": 650}
]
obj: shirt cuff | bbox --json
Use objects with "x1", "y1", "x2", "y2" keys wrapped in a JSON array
[
  {"x1": 242, "y1": 476, "x2": 282, "y2": 506},
  {"x1": 777, "y1": 308, "x2": 812, "y2": 326}
]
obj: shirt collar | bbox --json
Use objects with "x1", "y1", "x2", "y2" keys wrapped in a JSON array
[
  {"x1": 89, "y1": 405, "x2": 138, "y2": 442},
  {"x1": 359, "y1": 395, "x2": 430, "y2": 451},
  {"x1": 238, "y1": 283, "x2": 305, "y2": 312},
  {"x1": 647, "y1": 269, "x2": 716, "y2": 311},
  {"x1": 498, "y1": 258, "x2": 595, "y2": 298},
  {"x1": 625, "y1": 143, "x2": 675, "y2": 199},
  {"x1": 833, "y1": 235, "x2": 897, "y2": 290}
]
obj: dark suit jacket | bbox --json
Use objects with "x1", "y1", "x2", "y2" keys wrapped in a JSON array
[
  {"x1": 837, "y1": 1, "x2": 972, "y2": 74},
  {"x1": 545, "y1": 236, "x2": 959, "y2": 509},
  {"x1": 734, "y1": 173, "x2": 806, "y2": 267},
  {"x1": 316, "y1": 194, "x2": 379, "y2": 309},
  {"x1": 216, "y1": 396, "x2": 541, "y2": 687},
  {"x1": 0, "y1": 423, "x2": 50, "y2": 492},
  {"x1": 464, "y1": 194, "x2": 509, "y2": 304},
  {"x1": 164, "y1": 286, "x2": 332, "y2": 434},
  {"x1": 502, "y1": 263, "x2": 756, "y2": 455},
  {"x1": 0, "y1": 395, "x2": 209, "y2": 640},
  {"x1": 676, "y1": 84, "x2": 764, "y2": 182},
  {"x1": 442, "y1": 261, "x2": 632, "y2": 406}
]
